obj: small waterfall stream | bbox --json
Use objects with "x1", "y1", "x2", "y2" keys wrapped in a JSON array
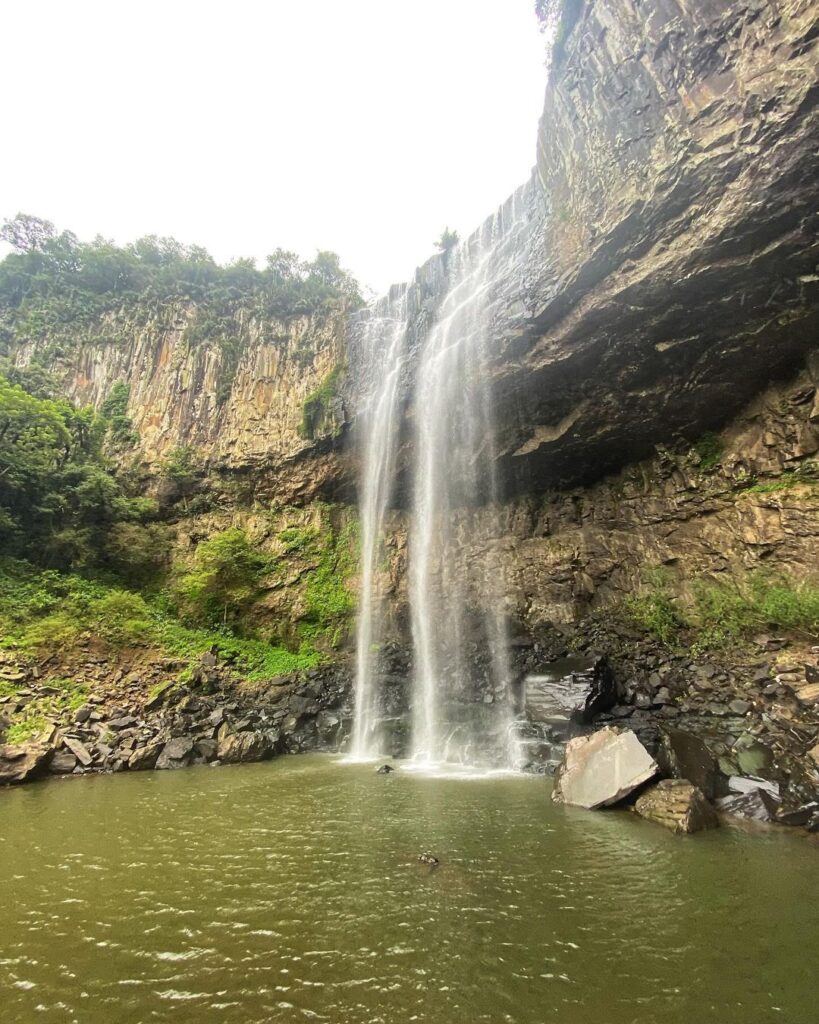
[
  {"x1": 350, "y1": 288, "x2": 408, "y2": 760},
  {"x1": 352, "y1": 191, "x2": 530, "y2": 769}
]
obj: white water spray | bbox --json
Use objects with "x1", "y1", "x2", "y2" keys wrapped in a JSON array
[{"x1": 350, "y1": 290, "x2": 408, "y2": 759}]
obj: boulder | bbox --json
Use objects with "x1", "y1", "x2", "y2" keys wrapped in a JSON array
[
  {"x1": 635, "y1": 779, "x2": 719, "y2": 834},
  {"x1": 49, "y1": 748, "x2": 78, "y2": 774},
  {"x1": 717, "y1": 788, "x2": 780, "y2": 823},
  {"x1": 216, "y1": 729, "x2": 271, "y2": 764},
  {"x1": 143, "y1": 680, "x2": 174, "y2": 711},
  {"x1": 62, "y1": 736, "x2": 94, "y2": 767},
  {"x1": 107, "y1": 716, "x2": 137, "y2": 730},
  {"x1": 552, "y1": 726, "x2": 658, "y2": 809},
  {"x1": 0, "y1": 742, "x2": 53, "y2": 784},
  {"x1": 155, "y1": 736, "x2": 195, "y2": 770},
  {"x1": 127, "y1": 740, "x2": 163, "y2": 770},
  {"x1": 727, "y1": 775, "x2": 779, "y2": 798},
  {"x1": 657, "y1": 728, "x2": 724, "y2": 800}
]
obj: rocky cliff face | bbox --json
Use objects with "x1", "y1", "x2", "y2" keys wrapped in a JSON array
[
  {"x1": 14, "y1": 304, "x2": 349, "y2": 503},
  {"x1": 498, "y1": 0, "x2": 819, "y2": 492},
  {"x1": 370, "y1": 361, "x2": 818, "y2": 634},
  {"x1": 344, "y1": 0, "x2": 819, "y2": 499}
]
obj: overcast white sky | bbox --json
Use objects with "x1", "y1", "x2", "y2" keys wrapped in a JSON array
[{"x1": 0, "y1": 0, "x2": 546, "y2": 295}]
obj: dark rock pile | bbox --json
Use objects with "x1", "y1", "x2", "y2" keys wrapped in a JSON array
[
  {"x1": 0, "y1": 652, "x2": 352, "y2": 786},
  {"x1": 518, "y1": 624, "x2": 819, "y2": 832}
]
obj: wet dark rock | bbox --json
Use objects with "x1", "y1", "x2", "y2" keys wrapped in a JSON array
[
  {"x1": 155, "y1": 736, "x2": 195, "y2": 770},
  {"x1": 194, "y1": 738, "x2": 218, "y2": 762},
  {"x1": 418, "y1": 853, "x2": 439, "y2": 866},
  {"x1": 524, "y1": 655, "x2": 617, "y2": 729},
  {"x1": 49, "y1": 749, "x2": 78, "y2": 774},
  {"x1": 717, "y1": 788, "x2": 781, "y2": 824},
  {"x1": 776, "y1": 803, "x2": 819, "y2": 828},
  {"x1": 376, "y1": 764, "x2": 395, "y2": 774},
  {"x1": 657, "y1": 728, "x2": 725, "y2": 802}
]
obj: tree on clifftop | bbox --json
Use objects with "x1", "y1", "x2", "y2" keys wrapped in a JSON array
[{"x1": 434, "y1": 228, "x2": 459, "y2": 254}]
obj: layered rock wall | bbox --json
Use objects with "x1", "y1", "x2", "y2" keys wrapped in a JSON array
[{"x1": 14, "y1": 304, "x2": 349, "y2": 502}]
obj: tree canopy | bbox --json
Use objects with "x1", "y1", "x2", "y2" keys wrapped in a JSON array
[
  {"x1": 0, "y1": 372, "x2": 156, "y2": 572},
  {"x1": 0, "y1": 214, "x2": 363, "y2": 355}
]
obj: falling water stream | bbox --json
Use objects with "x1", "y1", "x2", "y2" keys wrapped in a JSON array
[
  {"x1": 353, "y1": 193, "x2": 530, "y2": 768},
  {"x1": 351, "y1": 289, "x2": 408, "y2": 759}
]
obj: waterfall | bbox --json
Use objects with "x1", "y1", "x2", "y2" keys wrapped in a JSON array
[
  {"x1": 350, "y1": 289, "x2": 408, "y2": 759},
  {"x1": 409, "y1": 196, "x2": 526, "y2": 768},
  {"x1": 351, "y1": 189, "x2": 530, "y2": 769}
]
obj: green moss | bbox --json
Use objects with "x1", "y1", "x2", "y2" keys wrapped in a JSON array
[
  {"x1": 692, "y1": 431, "x2": 723, "y2": 472},
  {"x1": 624, "y1": 567, "x2": 685, "y2": 646},
  {"x1": 300, "y1": 364, "x2": 344, "y2": 439},
  {"x1": 278, "y1": 525, "x2": 320, "y2": 553},
  {"x1": 688, "y1": 575, "x2": 819, "y2": 649},
  {"x1": 0, "y1": 557, "x2": 322, "y2": 683},
  {"x1": 100, "y1": 381, "x2": 138, "y2": 447},
  {"x1": 738, "y1": 462, "x2": 818, "y2": 495},
  {"x1": 154, "y1": 619, "x2": 320, "y2": 680},
  {"x1": 301, "y1": 511, "x2": 358, "y2": 637},
  {"x1": 2, "y1": 676, "x2": 88, "y2": 745},
  {"x1": 622, "y1": 565, "x2": 819, "y2": 651},
  {"x1": 6, "y1": 718, "x2": 47, "y2": 744}
]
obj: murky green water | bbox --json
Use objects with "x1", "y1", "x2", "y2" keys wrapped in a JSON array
[{"x1": 1, "y1": 756, "x2": 816, "y2": 1024}]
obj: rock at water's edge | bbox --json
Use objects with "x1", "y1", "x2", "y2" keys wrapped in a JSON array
[
  {"x1": 717, "y1": 788, "x2": 781, "y2": 824},
  {"x1": 635, "y1": 779, "x2": 719, "y2": 834},
  {"x1": 0, "y1": 742, "x2": 53, "y2": 784},
  {"x1": 657, "y1": 728, "x2": 725, "y2": 801},
  {"x1": 552, "y1": 726, "x2": 658, "y2": 809}
]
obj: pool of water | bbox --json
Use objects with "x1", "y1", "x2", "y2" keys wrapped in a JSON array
[{"x1": 1, "y1": 755, "x2": 816, "y2": 1023}]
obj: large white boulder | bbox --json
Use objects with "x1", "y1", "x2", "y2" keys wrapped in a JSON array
[{"x1": 552, "y1": 726, "x2": 658, "y2": 809}]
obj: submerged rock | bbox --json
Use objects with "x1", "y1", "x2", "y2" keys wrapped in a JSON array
[
  {"x1": 552, "y1": 726, "x2": 658, "y2": 809},
  {"x1": 635, "y1": 779, "x2": 719, "y2": 834}
]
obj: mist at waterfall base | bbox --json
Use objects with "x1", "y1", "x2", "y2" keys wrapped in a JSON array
[{"x1": 350, "y1": 192, "x2": 532, "y2": 772}]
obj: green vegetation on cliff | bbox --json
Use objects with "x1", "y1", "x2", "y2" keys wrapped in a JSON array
[
  {"x1": 299, "y1": 363, "x2": 344, "y2": 439},
  {"x1": 625, "y1": 566, "x2": 819, "y2": 649},
  {"x1": 0, "y1": 363, "x2": 359, "y2": 683},
  {"x1": 172, "y1": 528, "x2": 270, "y2": 629},
  {"x1": 0, "y1": 558, "x2": 322, "y2": 684},
  {"x1": 0, "y1": 372, "x2": 159, "y2": 572}
]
